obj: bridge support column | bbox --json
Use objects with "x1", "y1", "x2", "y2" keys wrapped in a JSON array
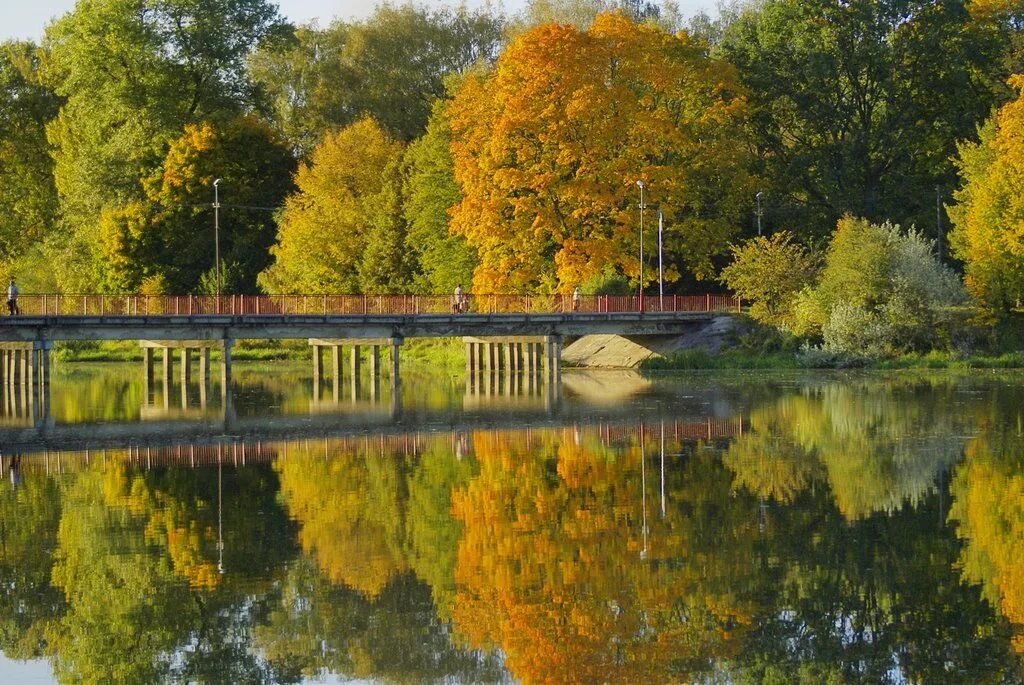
[
  {"x1": 350, "y1": 346, "x2": 361, "y2": 399},
  {"x1": 221, "y1": 339, "x2": 233, "y2": 406},
  {"x1": 181, "y1": 347, "x2": 192, "y2": 387},
  {"x1": 465, "y1": 341, "x2": 475, "y2": 380},
  {"x1": 312, "y1": 344, "x2": 323, "y2": 399},
  {"x1": 370, "y1": 345, "x2": 381, "y2": 401},
  {"x1": 143, "y1": 347, "x2": 154, "y2": 399},
  {"x1": 39, "y1": 346, "x2": 50, "y2": 423},
  {"x1": 162, "y1": 347, "x2": 172, "y2": 391},
  {"x1": 332, "y1": 351, "x2": 341, "y2": 403},
  {"x1": 199, "y1": 348, "x2": 210, "y2": 408},
  {"x1": 389, "y1": 340, "x2": 401, "y2": 392},
  {"x1": 18, "y1": 350, "x2": 28, "y2": 415}
]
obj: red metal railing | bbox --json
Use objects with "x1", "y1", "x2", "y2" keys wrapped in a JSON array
[{"x1": 9, "y1": 293, "x2": 741, "y2": 317}]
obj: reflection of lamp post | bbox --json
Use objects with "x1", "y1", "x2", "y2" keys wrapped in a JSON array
[
  {"x1": 660, "y1": 420, "x2": 666, "y2": 518},
  {"x1": 217, "y1": 444, "x2": 224, "y2": 574},
  {"x1": 213, "y1": 179, "x2": 222, "y2": 312},
  {"x1": 636, "y1": 180, "x2": 645, "y2": 312},
  {"x1": 640, "y1": 423, "x2": 648, "y2": 560}
]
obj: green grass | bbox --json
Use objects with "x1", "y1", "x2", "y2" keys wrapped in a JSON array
[
  {"x1": 641, "y1": 347, "x2": 1024, "y2": 371},
  {"x1": 640, "y1": 349, "x2": 803, "y2": 370}
]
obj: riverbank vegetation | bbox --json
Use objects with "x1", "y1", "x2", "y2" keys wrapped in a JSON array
[{"x1": 3, "y1": 0, "x2": 1024, "y2": 360}]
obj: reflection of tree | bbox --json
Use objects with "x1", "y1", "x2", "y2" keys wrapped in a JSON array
[
  {"x1": 275, "y1": 444, "x2": 409, "y2": 597},
  {"x1": 950, "y1": 428, "x2": 1024, "y2": 652},
  {"x1": 450, "y1": 429, "x2": 760, "y2": 683},
  {"x1": 45, "y1": 460, "x2": 299, "y2": 683},
  {"x1": 725, "y1": 379, "x2": 968, "y2": 519},
  {"x1": 727, "y1": 486, "x2": 1020, "y2": 684},
  {"x1": 47, "y1": 466, "x2": 198, "y2": 682},
  {"x1": 0, "y1": 470, "x2": 65, "y2": 659},
  {"x1": 255, "y1": 557, "x2": 504, "y2": 682}
]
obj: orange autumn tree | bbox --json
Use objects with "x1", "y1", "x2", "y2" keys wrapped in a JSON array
[
  {"x1": 447, "y1": 12, "x2": 753, "y2": 293},
  {"x1": 949, "y1": 76, "x2": 1024, "y2": 312}
]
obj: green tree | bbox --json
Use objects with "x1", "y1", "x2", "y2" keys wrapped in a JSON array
[
  {"x1": 248, "y1": 5, "x2": 506, "y2": 150},
  {"x1": 259, "y1": 117, "x2": 405, "y2": 294},
  {"x1": 403, "y1": 100, "x2": 477, "y2": 293},
  {"x1": 97, "y1": 117, "x2": 295, "y2": 293},
  {"x1": 720, "y1": 231, "x2": 818, "y2": 329},
  {"x1": 42, "y1": 0, "x2": 287, "y2": 291},
  {"x1": 718, "y1": 0, "x2": 1006, "y2": 240},
  {"x1": 0, "y1": 41, "x2": 61, "y2": 286}
]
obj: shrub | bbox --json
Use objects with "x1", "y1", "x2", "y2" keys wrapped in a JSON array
[
  {"x1": 804, "y1": 217, "x2": 966, "y2": 356},
  {"x1": 720, "y1": 231, "x2": 818, "y2": 329}
]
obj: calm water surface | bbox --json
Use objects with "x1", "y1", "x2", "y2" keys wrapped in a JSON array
[{"x1": 0, "y1": 362, "x2": 1023, "y2": 683}]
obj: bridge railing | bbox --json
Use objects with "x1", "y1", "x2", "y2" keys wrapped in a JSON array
[{"x1": 12, "y1": 293, "x2": 742, "y2": 316}]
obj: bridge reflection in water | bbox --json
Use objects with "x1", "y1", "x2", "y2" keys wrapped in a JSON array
[
  {"x1": 2, "y1": 417, "x2": 744, "y2": 474},
  {"x1": 0, "y1": 358, "x2": 743, "y2": 456}
]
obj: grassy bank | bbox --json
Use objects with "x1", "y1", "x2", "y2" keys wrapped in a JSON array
[{"x1": 639, "y1": 348, "x2": 1024, "y2": 371}]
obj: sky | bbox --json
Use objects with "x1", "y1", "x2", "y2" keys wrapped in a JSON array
[{"x1": 1, "y1": 0, "x2": 710, "y2": 42}]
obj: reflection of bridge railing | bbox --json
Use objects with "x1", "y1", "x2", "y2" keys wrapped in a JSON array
[
  {"x1": 11, "y1": 293, "x2": 741, "y2": 316},
  {"x1": 5, "y1": 418, "x2": 745, "y2": 470}
]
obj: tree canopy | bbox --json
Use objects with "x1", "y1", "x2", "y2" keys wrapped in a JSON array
[{"x1": 448, "y1": 11, "x2": 754, "y2": 293}]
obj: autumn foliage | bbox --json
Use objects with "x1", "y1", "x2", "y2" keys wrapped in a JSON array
[
  {"x1": 448, "y1": 12, "x2": 754, "y2": 293},
  {"x1": 950, "y1": 76, "x2": 1024, "y2": 312}
]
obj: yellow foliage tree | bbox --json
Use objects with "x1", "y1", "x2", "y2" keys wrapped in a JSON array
[
  {"x1": 949, "y1": 76, "x2": 1024, "y2": 312},
  {"x1": 447, "y1": 12, "x2": 754, "y2": 293},
  {"x1": 259, "y1": 118, "x2": 405, "y2": 294}
]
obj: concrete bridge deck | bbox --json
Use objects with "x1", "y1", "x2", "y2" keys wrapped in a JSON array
[{"x1": 0, "y1": 311, "x2": 725, "y2": 343}]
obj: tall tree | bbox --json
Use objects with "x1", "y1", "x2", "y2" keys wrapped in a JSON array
[
  {"x1": 97, "y1": 117, "x2": 295, "y2": 294},
  {"x1": 403, "y1": 100, "x2": 477, "y2": 294},
  {"x1": 448, "y1": 12, "x2": 754, "y2": 293},
  {"x1": 248, "y1": 5, "x2": 506, "y2": 151},
  {"x1": 717, "y1": 0, "x2": 1006, "y2": 240},
  {"x1": 258, "y1": 117, "x2": 405, "y2": 294},
  {"x1": 0, "y1": 41, "x2": 61, "y2": 284},
  {"x1": 42, "y1": 0, "x2": 287, "y2": 291},
  {"x1": 949, "y1": 77, "x2": 1024, "y2": 314}
]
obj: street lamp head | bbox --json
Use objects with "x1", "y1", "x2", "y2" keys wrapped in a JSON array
[
  {"x1": 756, "y1": 191, "x2": 763, "y2": 200},
  {"x1": 636, "y1": 180, "x2": 645, "y2": 189},
  {"x1": 214, "y1": 178, "x2": 221, "y2": 187}
]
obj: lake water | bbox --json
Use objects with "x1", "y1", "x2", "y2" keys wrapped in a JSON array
[{"x1": 0, "y1": 363, "x2": 1023, "y2": 683}]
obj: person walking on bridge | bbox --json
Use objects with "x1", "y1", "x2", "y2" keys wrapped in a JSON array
[
  {"x1": 452, "y1": 284, "x2": 466, "y2": 314},
  {"x1": 572, "y1": 285, "x2": 581, "y2": 312},
  {"x1": 6, "y1": 279, "x2": 18, "y2": 316}
]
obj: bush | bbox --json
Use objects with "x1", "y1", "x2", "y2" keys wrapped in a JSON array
[
  {"x1": 720, "y1": 231, "x2": 818, "y2": 330},
  {"x1": 803, "y1": 216, "x2": 966, "y2": 356}
]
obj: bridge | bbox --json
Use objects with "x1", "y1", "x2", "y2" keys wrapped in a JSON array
[{"x1": 0, "y1": 293, "x2": 741, "y2": 416}]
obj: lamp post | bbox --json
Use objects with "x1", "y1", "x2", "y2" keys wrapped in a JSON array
[
  {"x1": 658, "y1": 209, "x2": 664, "y2": 310},
  {"x1": 755, "y1": 191, "x2": 763, "y2": 236},
  {"x1": 213, "y1": 178, "x2": 222, "y2": 312},
  {"x1": 636, "y1": 180, "x2": 645, "y2": 312}
]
